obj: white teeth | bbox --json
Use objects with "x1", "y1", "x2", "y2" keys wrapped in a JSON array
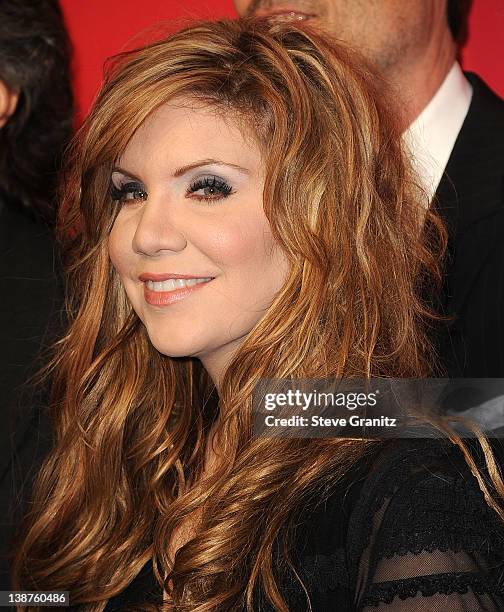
[{"x1": 145, "y1": 277, "x2": 212, "y2": 292}]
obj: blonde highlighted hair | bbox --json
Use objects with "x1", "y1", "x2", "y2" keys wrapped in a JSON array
[{"x1": 12, "y1": 16, "x2": 503, "y2": 611}]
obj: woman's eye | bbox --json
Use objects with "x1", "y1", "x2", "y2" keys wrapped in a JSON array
[
  {"x1": 187, "y1": 176, "x2": 233, "y2": 202},
  {"x1": 110, "y1": 180, "x2": 148, "y2": 203}
]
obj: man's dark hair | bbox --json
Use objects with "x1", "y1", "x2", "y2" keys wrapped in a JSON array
[
  {"x1": 0, "y1": 0, "x2": 74, "y2": 224},
  {"x1": 447, "y1": 0, "x2": 473, "y2": 47}
]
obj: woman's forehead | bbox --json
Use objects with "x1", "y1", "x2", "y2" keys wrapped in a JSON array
[{"x1": 116, "y1": 99, "x2": 265, "y2": 178}]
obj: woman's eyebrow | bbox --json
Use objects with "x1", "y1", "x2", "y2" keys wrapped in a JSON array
[
  {"x1": 173, "y1": 159, "x2": 251, "y2": 177},
  {"x1": 111, "y1": 166, "x2": 144, "y2": 182}
]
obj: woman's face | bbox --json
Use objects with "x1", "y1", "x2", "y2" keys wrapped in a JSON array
[{"x1": 108, "y1": 99, "x2": 289, "y2": 382}]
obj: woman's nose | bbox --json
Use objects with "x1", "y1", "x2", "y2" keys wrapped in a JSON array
[{"x1": 131, "y1": 193, "x2": 188, "y2": 256}]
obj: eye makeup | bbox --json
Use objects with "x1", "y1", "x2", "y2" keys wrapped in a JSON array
[
  {"x1": 110, "y1": 168, "x2": 236, "y2": 205},
  {"x1": 186, "y1": 175, "x2": 233, "y2": 202},
  {"x1": 110, "y1": 171, "x2": 147, "y2": 203}
]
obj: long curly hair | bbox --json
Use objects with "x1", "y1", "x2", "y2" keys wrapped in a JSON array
[{"x1": 11, "y1": 17, "x2": 503, "y2": 611}]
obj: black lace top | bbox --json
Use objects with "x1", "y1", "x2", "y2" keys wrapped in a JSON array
[{"x1": 104, "y1": 438, "x2": 504, "y2": 611}]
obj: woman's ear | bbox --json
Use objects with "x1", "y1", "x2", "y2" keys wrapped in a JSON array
[{"x1": 0, "y1": 79, "x2": 19, "y2": 128}]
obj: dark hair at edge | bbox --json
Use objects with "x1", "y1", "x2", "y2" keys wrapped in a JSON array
[
  {"x1": 0, "y1": 0, "x2": 74, "y2": 225},
  {"x1": 447, "y1": 0, "x2": 473, "y2": 47}
]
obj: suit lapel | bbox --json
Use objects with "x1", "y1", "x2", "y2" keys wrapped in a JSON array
[{"x1": 434, "y1": 73, "x2": 504, "y2": 318}]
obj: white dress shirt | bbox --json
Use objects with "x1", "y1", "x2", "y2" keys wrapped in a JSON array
[{"x1": 403, "y1": 62, "x2": 473, "y2": 202}]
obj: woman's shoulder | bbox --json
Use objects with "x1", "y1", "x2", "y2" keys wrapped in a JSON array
[
  {"x1": 344, "y1": 437, "x2": 504, "y2": 553},
  {"x1": 281, "y1": 437, "x2": 504, "y2": 609},
  {"x1": 342, "y1": 436, "x2": 504, "y2": 610},
  {"x1": 309, "y1": 437, "x2": 504, "y2": 532}
]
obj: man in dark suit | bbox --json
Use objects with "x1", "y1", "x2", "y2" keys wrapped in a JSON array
[
  {"x1": 0, "y1": 197, "x2": 61, "y2": 589},
  {"x1": 0, "y1": 0, "x2": 73, "y2": 590},
  {"x1": 233, "y1": 0, "x2": 504, "y2": 378}
]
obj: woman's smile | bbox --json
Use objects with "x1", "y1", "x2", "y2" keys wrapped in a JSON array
[{"x1": 142, "y1": 276, "x2": 215, "y2": 306}]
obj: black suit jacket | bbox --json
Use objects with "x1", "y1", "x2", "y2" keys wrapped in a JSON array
[
  {"x1": 0, "y1": 195, "x2": 61, "y2": 589},
  {"x1": 435, "y1": 72, "x2": 504, "y2": 377}
]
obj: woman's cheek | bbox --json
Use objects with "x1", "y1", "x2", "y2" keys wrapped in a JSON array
[
  {"x1": 198, "y1": 217, "x2": 266, "y2": 267},
  {"x1": 108, "y1": 214, "x2": 132, "y2": 276}
]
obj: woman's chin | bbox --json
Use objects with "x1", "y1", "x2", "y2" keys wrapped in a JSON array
[
  {"x1": 151, "y1": 341, "x2": 196, "y2": 359},
  {"x1": 147, "y1": 333, "x2": 204, "y2": 360}
]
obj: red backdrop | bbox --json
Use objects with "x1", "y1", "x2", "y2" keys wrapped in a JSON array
[{"x1": 60, "y1": 0, "x2": 504, "y2": 121}]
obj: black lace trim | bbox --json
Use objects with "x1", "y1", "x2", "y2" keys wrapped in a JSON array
[
  {"x1": 346, "y1": 439, "x2": 455, "y2": 581},
  {"x1": 345, "y1": 439, "x2": 504, "y2": 581},
  {"x1": 375, "y1": 468, "x2": 503, "y2": 561},
  {"x1": 361, "y1": 570, "x2": 504, "y2": 607}
]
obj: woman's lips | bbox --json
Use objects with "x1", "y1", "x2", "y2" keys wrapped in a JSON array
[{"x1": 143, "y1": 277, "x2": 214, "y2": 307}]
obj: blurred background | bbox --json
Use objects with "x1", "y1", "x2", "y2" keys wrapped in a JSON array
[{"x1": 60, "y1": 0, "x2": 504, "y2": 122}]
